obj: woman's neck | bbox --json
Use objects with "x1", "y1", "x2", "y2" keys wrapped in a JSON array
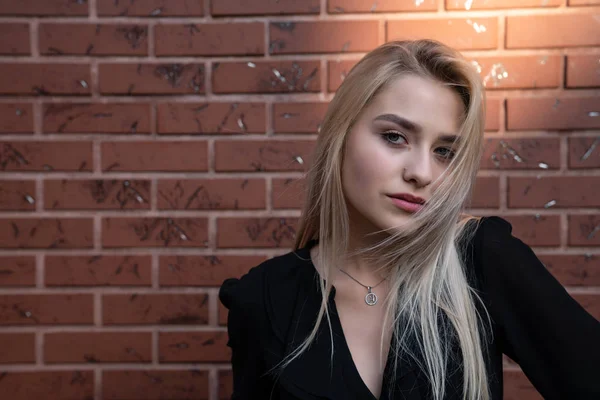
[{"x1": 344, "y1": 225, "x2": 389, "y2": 280}]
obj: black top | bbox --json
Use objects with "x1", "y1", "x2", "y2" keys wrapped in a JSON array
[{"x1": 219, "y1": 217, "x2": 600, "y2": 399}]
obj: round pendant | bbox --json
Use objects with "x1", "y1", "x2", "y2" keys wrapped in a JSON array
[{"x1": 365, "y1": 292, "x2": 378, "y2": 306}]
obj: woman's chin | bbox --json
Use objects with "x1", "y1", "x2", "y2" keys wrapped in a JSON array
[{"x1": 369, "y1": 214, "x2": 415, "y2": 235}]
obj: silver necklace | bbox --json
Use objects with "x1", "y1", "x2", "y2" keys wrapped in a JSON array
[{"x1": 337, "y1": 268, "x2": 387, "y2": 306}]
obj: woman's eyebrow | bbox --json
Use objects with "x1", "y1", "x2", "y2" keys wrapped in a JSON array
[
  {"x1": 373, "y1": 113, "x2": 421, "y2": 133},
  {"x1": 439, "y1": 135, "x2": 460, "y2": 145},
  {"x1": 373, "y1": 113, "x2": 460, "y2": 143}
]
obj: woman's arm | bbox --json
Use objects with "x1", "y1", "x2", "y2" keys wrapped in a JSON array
[
  {"x1": 475, "y1": 217, "x2": 600, "y2": 399},
  {"x1": 219, "y1": 275, "x2": 267, "y2": 399}
]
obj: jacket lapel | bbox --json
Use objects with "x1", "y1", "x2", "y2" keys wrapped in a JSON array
[
  {"x1": 262, "y1": 245, "x2": 341, "y2": 399},
  {"x1": 262, "y1": 244, "x2": 423, "y2": 399}
]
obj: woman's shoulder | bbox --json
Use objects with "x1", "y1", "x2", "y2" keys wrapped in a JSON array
[
  {"x1": 463, "y1": 216, "x2": 527, "y2": 289},
  {"x1": 470, "y1": 215, "x2": 531, "y2": 260},
  {"x1": 218, "y1": 244, "x2": 315, "y2": 312},
  {"x1": 468, "y1": 215, "x2": 555, "y2": 296},
  {"x1": 219, "y1": 245, "x2": 317, "y2": 346},
  {"x1": 472, "y1": 215, "x2": 514, "y2": 245}
]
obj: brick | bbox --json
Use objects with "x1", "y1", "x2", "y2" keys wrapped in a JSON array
[
  {"x1": 44, "y1": 179, "x2": 151, "y2": 210},
  {"x1": 387, "y1": 18, "x2": 498, "y2": 50},
  {"x1": 0, "y1": 63, "x2": 90, "y2": 96},
  {"x1": 507, "y1": 97, "x2": 600, "y2": 131},
  {"x1": 568, "y1": 137, "x2": 600, "y2": 169},
  {"x1": 212, "y1": 61, "x2": 321, "y2": 94},
  {"x1": 569, "y1": 214, "x2": 600, "y2": 246},
  {"x1": 0, "y1": 294, "x2": 93, "y2": 325},
  {"x1": 572, "y1": 294, "x2": 600, "y2": 320},
  {"x1": 502, "y1": 215, "x2": 561, "y2": 247},
  {"x1": 159, "y1": 331, "x2": 230, "y2": 362},
  {"x1": 45, "y1": 332, "x2": 152, "y2": 363},
  {"x1": 0, "y1": 180, "x2": 36, "y2": 210},
  {"x1": 480, "y1": 138, "x2": 560, "y2": 170},
  {"x1": 0, "y1": 333, "x2": 35, "y2": 363},
  {"x1": 447, "y1": 0, "x2": 560, "y2": 9},
  {"x1": 328, "y1": 59, "x2": 359, "y2": 92},
  {"x1": 217, "y1": 217, "x2": 298, "y2": 248},
  {"x1": 45, "y1": 255, "x2": 152, "y2": 287},
  {"x1": 0, "y1": 256, "x2": 35, "y2": 287},
  {"x1": 218, "y1": 370, "x2": 233, "y2": 400},
  {"x1": 43, "y1": 103, "x2": 151, "y2": 134},
  {"x1": 102, "y1": 217, "x2": 208, "y2": 248},
  {"x1": 159, "y1": 255, "x2": 264, "y2": 286},
  {"x1": 215, "y1": 140, "x2": 314, "y2": 172},
  {"x1": 103, "y1": 370, "x2": 209, "y2": 400},
  {"x1": 470, "y1": 176, "x2": 500, "y2": 208},
  {"x1": 503, "y1": 370, "x2": 542, "y2": 400},
  {"x1": 211, "y1": 0, "x2": 320, "y2": 16},
  {"x1": 102, "y1": 142, "x2": 208, "y2": 172},
  {"x1": 103, "y1": 294, "x2": 209, "y2": 325},
  {"x1": 157, "y1": 179, "x2": 266, "y2": 210},
  {"x1": 506, "y1": 14, "x2": 600, "y2": 49},
  {"x1": 98, "y1": 0, "x2": 204, "y2": 16},
  {"x1": 330, "y1": 0, "x2": 437, "y2": 12},
  {"x1": 569, "y1": 0, "x2": 600, "y2": 4},
  {"x1": 485, "y1": 98, "x2": 501, "y2": 131},
  {"x1": 0, "y1": 104, "x2": 34, "y2": 133},
  {"x1": 269, "y1": 21, "x2": 378, "y2": 54},
  {"x1": 273, "y1": 177, "x2": 305, "y2": 209},
  {"x1": 0, "y1": 0, "x2": 88, "y2": 16},
  {"x1": 471, "y1": 55, "x2": 560, "y2": 89},
  {"x1": 0, "y1": 218, "x2": 93, "y2": 249},
  {"x1": 538, "y1": 254, "x2": 600, "y2": 287},
  {"x1": 40, "y1": 23, "x2": 149, "y2": 56},
  {"x1": 566, "y1": 55, "x2": 600, "y2": 88},
  {"x1": 157, "y1": 103, "x2": 266, "y2": 134},
  {"x1": 0, "y1": 141, "x2": 92, "y2": 172},
  {"x1": 218, "y1": 302, "x2": 227, "y2": 326},
  {"x1": 99, "y1": 63, "x2": 205, "y2": 95},
  {"x1": 273, "y1": 102, "x2": 328, "y2": 133},
  {"x1": 0, "y1": 371, "x2": 94, "y2": 400},
  {"x1": 508, "y1": 177, "x2": 600, "y2": 208},
  {"x1": 0, "y1": 23, "x2": 30, "y2": 55},
  {"x1": 155, "y1": 23, "x2": 264, "y2": 56}
]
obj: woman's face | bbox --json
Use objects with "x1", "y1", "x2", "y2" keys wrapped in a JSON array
[{"x1": 341, "y1": 74, "x2": 464, "y2": 233}]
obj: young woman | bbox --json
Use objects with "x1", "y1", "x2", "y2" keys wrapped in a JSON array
[{"x1": 219, "y1": 40, "x2": 600, "y2": 400}]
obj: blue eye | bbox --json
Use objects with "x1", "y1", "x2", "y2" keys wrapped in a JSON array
[{"x1": 381, "y1": 131, "x2": 407, "y2": 145}]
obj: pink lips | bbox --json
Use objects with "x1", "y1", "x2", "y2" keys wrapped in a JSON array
[{"x1": 387, "y1": 193, "x2": 425, "y2": 213}]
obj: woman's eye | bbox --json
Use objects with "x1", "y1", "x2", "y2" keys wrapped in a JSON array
[
  {"x1": 382, "y1": 131, "x2": 407, "y2": 145},
  {"x1": 435, "y1": 147, "x2": 456, "y2": 161}
]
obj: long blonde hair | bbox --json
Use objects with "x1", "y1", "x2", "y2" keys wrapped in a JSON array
[{"x1": 285, "y1": 40, "x2": 490, "y2": 400}]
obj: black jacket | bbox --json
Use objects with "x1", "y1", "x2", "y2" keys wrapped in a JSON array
[{"x1": 219, "y1": 217, "x2": 600, "y2": 399}]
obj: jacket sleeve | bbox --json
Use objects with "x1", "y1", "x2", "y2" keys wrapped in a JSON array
[
  {"x1": 219, "y1": 271, "x2": 267, "y2": 399},
  {"x1": 475, "y1": 217, "x2": 600, "y2": 399}
]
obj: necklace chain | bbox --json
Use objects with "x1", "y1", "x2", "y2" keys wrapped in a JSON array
[
  {"x1": 337, "y1": 268, "x2": 387, "y2": 290},
  {"x1": 337, "y1": 268, "x2": 386, "y2": 306}
]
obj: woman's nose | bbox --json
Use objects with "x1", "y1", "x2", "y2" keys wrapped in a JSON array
[{"x1": 401, "y1": 151, "x2": 433, "y2": 188}]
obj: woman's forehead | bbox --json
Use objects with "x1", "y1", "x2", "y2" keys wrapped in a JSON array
[{"x1": 365, "y1": 75, "x2": 464, "y2": 135}]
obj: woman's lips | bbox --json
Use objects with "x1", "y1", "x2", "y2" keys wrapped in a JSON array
[{"x1": 387, "y1": 196, "x2": 424, "y2": 213}]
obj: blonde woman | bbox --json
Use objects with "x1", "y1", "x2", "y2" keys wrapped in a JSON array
[{"x1": 219, "y1": 40, "x2": 600, "y2": 400}]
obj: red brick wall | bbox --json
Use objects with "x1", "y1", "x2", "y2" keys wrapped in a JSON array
[{"x1": 0, "y1": 1, "x2": 598, "y2": 399}]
